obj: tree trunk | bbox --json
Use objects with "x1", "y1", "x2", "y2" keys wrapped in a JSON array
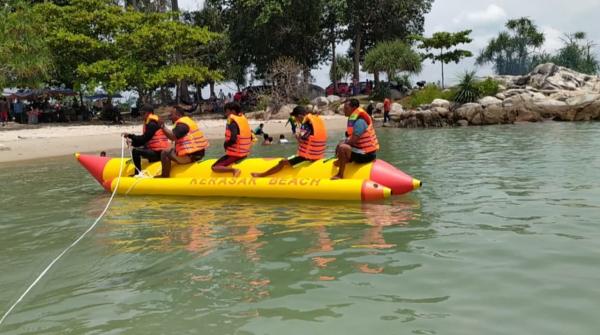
[
  {"x1": 440, "y1": 49, "x2": 445, "y2": 89},
  {"x1": 170, "y1": 0, "x2": 179, "y2": 12},
  {"x1": 332, "y1": 35, "x2": 338, "y2": 96},
  {"x1": 209, "y1": 81, "x2": 216, "y2": 98},
  {"x1": 353, "y1": 30, "x2": 362, "y2": 84},
  {"x1": 374, "y1": 72, "x2": 380, "y2": 85}
]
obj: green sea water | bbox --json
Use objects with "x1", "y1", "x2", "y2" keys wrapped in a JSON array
[{"x1": 1, "y1": 122, "x2": 599, "y2": 334}]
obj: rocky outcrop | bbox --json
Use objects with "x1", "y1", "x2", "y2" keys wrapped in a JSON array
[{"x1": 386, "y1": 63, "x2": 600, "y2": 128}]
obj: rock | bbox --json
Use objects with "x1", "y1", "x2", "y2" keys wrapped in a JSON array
[
  {"x1": 516, "y1": 110, "x2": 543, "y2": 123},
  {"x1": 496, "y1": 93, "x2": 506, "y2": 100},
  {"x1": 478, "y1": 96, "x2": 502, "y2": 107},
  {"x1": 565, "y1": 93, "x2": 600, "y2": 107},
  {"x1": 374, "y1": 103, "x2": 384, "y2": 114},
  {"x1": 311, "y1": 97, "x2": 329, "y2": 108},
  {"x1": 390, "y1": 89, "x2": 403, "y2": 100},
  {"x1": 327, "y1": 95, "x2": 341, "y2": 103},
  {"x1": 455, "y1": 103, "x2": 483, "y2": 123},
  {"x1": 431, "y1": 99, "x2": 450, "y2": 109},
  {"x1": 457, "y1": 120, "x2": 469, "y2": 127},
  {"x1": 391, "y1": 103, "x2": 404, "y2": 113}
]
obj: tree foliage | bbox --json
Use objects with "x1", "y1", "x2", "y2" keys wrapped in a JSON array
[
  {"x1": 345, "y1": 0, "x2": 433, "y2": 81},
  {"x1": 477, "y1": 17, "x2": 545, "y2": 75},
  {"x1": 0, "y1": 1, "x2": 53, "y2": 88},
  {"x1": 549, "y1": 32, "x2": 599, "y2": 74},
  {"x1": 329, "y1": 55, "x2": 353, "y2": 83},
  {"x1": 415, "y1": 30, "x2": 473, "y2": 88},
  {"x1": 363, "y1": 40, "x2": 422, "y2": 81}
]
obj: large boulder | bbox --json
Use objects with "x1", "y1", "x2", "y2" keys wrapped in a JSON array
[
  {"x1": 311, "y1": 96, "x2": 329, "y2": 108},
  {"x1": 431, "y1": 99, "x2": 450, "y2": 109},
  {"x1": 391, "y1": 102, "x2": 404, "y2": 113},
  {"x1": 455, "y1": 103, "x2": 483, "y2": 124},
  {"x1": 327, "y1": 95, "x2": 342, "y2": 104},
  {"x1": 478, "y1": 96, "x2": 503, "y2": 107}
]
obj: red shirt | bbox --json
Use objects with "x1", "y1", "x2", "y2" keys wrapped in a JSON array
[{"x1": 383, "y1": 99, "x2": 391, "y2": 112}]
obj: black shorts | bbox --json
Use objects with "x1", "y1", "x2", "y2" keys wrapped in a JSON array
[
  {"x1": 213, "y1": 155, "x2": 246, "y2": 168},
  {"x1": 189, "y1": 150, "x2": 206, "y2": 162},
  {"x1": 350, "y1": 151, "x2": 376, "y2": 164},
  {"x1": 287, "y1": 155, "x2": 310, "y2": 166}
]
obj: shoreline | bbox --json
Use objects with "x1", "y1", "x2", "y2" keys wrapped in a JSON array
[{"x1": 0, "y1": 116, "x2": 347, "y2": 163}]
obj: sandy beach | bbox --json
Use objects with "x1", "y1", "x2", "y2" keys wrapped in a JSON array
[{"x1": 0, "y1": 116, "x2": 347, "y2": 163}]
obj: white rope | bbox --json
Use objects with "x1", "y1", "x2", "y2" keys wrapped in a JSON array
[{"x1": 0, "y1": 137, "x2": 127, "y2": 327}]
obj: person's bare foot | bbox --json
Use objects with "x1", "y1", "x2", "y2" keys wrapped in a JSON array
[
  {"x1": 233, "y1": 169, "x2": 242, "y2": 178},
  {"x1": 333, "y1": 160, "x2": 340, "y2": 167},
  {"x1": 331, "y1": 175, "x2": 342, "y2": 180}
]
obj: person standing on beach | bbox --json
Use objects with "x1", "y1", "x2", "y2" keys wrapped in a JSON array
[
  {"x1": 332, "y1": 99, "x2": 379, "y2": 180},
  {"x1": 158, "y1": 106, "x2": 209, "y2": 178},
  {"x1": 122, "y1": 104, "x2": 172, "y2": 176},
  {"x1": 285, "y1": 115, "x2": 297, "y2": 135},
  {"x1": 383, "y1": 97, "x2": 391, "y2": 123},
  {"x1": 0, "y1": 97, "x2": 9, "y2": 126},
  {"x1": 12, "y1": 99, "x2": 24, "y2": 124},
  {"x1": 212, "y1": 102, "x2": 252, "y2": 177},
  {"x1": 252, "y1": 106, "x2": 327, "y2": 178}
]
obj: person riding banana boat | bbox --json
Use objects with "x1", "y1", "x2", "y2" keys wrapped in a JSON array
[
  {"x1": 252, "y1": 105, "x2": 327, "y2": 178},
  {"x1": 158, "y1": 106, "x2": 209, "y2": 178},
  {"x1": 122, "y1": 104, "x2": 171, "y2": 177},
  {"x1": 332, "y1": 98, "x2": 380, "y2": 180},
  {"x1": 211, "y1": 102, "x2": 253, "y2": 177}
]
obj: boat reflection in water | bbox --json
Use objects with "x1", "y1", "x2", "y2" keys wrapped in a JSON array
[{"x1": 93, "y1": 196, "x2": 424, "y2": 303}]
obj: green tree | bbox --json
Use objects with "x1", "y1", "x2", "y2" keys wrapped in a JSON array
[
  {"x1": 415, "y1": 30, "x2": 473, "y2": 88},
  {"x1": 329, "y1": 55, "x2": 353, "y2": 83},
  {"x1": 363, "y1": 40, "x2": 422, "y2": 84},
  {"x1": 551, "y1": 32, "x2": 599, "y2": 74},
  {"x1": 345, "y1": 0, "x2": 433, "y2": 82},
  {"x1": 322, "y1": 0, "x2": 346, "y2": 94},
  {"x1": 0, "y1": 1, "x2": 53, "y2": 88},
  {"x1": 477, "y1": 17, "x2": 545, "y2": 75},
  {"x1": 214, "y1": 0, "x2": 329, "y2": 79}
]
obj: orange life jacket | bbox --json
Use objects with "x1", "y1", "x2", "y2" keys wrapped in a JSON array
[
  {"x1": 225, "y1": 114, "x2": 252, "y2": 157},
  {"x1": 143, "y1": 114, "x2": 171, "y2": 151},
  {"x1": 346, "y1": 107, "x2": 380, "y2": 154},
  {"x1": 175, "y1": 116, "x2": 209, "y2": 157},
  {"x1": 297, "y1": 113, "x2": 327, "y2": 160}
]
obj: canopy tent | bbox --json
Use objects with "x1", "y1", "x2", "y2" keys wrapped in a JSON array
[
  {"x1": 5, "y1": 88, "x2": 78, "y2": 100},
  {"x1": 85, "y1": 93, "x2": 123, "y2": 100}
]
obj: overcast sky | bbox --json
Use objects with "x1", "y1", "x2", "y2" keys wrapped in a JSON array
[{"x1": 179, "y1": 0, "x2": 600, "y2": 92}]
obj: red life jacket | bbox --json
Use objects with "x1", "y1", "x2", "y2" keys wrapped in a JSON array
[
  {"x1": 175, "y1": 116, "x2": 209, "y2": 157},
  {"x1": 143, "y1": 114, "x2": 171, "y2": 151},
  {"x1": 225, "y1": 114, "x2": 252, "y2": 157},
  {"x1": 346, "y1": 107, "x2": 379, "y2": 154},
  {"x1": 297, "y1": 113, "x2": 327, "y2": 160}
]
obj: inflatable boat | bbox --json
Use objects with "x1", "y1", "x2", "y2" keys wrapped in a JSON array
[{"x1": 76, "y1": 154, "x2": 421, "y2": 201}]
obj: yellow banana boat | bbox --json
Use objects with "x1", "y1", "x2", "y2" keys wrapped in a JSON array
[{"x1": 76, "y1": 154, "x2": 421, "y2": 201}]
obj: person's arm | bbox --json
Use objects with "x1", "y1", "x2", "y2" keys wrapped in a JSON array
[
  {"x1": 127, "y1": 121, "x2": 160, "y2": 147},
  {"x1": 162, "y1": 123, "x2": 188, "y2": 141},
  {"x1": 346, "y1": 119, "x2": 367, "y2": 147},
  {"x1": 295, "y1": 122, "x2": 312, "y2": 141},
  {"x1": 224, "y1": 122, "x2": 239, "y2": 148}
]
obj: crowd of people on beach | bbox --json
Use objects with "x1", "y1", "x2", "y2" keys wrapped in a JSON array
[{"x1": 123, "y1": 98, "x2": 379, "y2": 180}]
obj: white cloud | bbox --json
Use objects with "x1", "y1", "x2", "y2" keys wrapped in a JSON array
[
  {"x1": 541, "y1": 26, "x2": 564, "y2": 52},
  {"x1": 453, "y1": 4, "x2": 507, "y2": 25}
]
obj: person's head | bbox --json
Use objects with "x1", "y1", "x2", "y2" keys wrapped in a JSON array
[
  {"x1": 100, "y1": 151, "x2": 106, "y2": 157},
  {"x1": 224, "y1": 101, "x2": 242, "y2": 117},
  {"x1": 279, "y1": 134, "x2": 285, "y2": 139},
  {"x1": 290, "y1": 105, "x2": 307, "y2": 123},
  {"x1": 259, "y1": 123, "x2": 264, "y2": 129},
  {"x1": 168, "y1": 105, "x2": 185, "y2": 123},
  {"x1": 343, "y1": 99, "x2": 360, "y2": 116},
  {"x1": 140, "y1": 104, "x2": 154, "y2": 118}
]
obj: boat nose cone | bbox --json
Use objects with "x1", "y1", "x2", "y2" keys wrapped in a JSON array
[
  {"x1": 369, "y1": 160, "x2": 421, "y2": 195},
  {"x1": 76, "y1": 153, "x2": 111, "y2": 185},
  {"x1": 361, "y1": 181, "x2": 392, "y2": 201}
]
